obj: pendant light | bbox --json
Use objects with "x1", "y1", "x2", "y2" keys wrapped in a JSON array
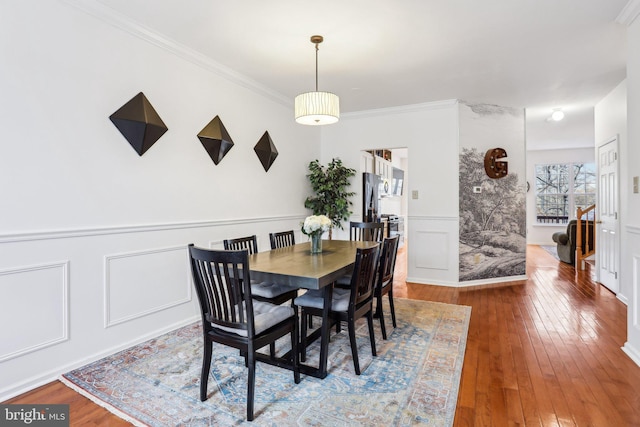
[{"x1": 294, "y1": 35, "x2": 340, "y2": 125}]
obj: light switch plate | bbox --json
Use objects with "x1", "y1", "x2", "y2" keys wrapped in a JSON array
[
  {"x1": 412, "y1": 190, "x2": 419, "y2": 199},
  {"x1": 634, "y1": 176, "x2": 639, "y2": 194},
  {"x1": 473, "y1": 186, "x2": 482, "y2": 194}
]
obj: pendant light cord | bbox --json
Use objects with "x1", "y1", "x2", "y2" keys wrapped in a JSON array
[{"x1": 315, "y1": 42, "x2": 319, "y2": 92}]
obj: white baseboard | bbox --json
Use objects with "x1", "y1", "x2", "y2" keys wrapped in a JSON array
[
  {"x1": 622, "y1": 342, "x2": 640, "y2": 368},
  {"x1": 405, "y1": 274, "x2": 527, "y2": 288}
]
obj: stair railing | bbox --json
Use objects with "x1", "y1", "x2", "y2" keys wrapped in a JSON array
[{"x1": 576, "y1": 204, "x2": 596, "y2": 270}]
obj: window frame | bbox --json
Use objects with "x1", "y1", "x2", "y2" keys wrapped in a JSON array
[{"x1": 534, "y1": 162, "x2": 596, "y2": 225}]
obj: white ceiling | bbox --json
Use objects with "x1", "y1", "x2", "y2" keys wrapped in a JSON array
[{"x1": 95, "y1": 0, "x2": 629, "y2": 150}]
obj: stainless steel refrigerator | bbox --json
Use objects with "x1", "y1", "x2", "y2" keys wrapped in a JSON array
[{"x1": 362, "y1": 172, "x2": 381, "y2": 222}]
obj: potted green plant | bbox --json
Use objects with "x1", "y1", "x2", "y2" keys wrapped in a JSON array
[{"x1": 304, "y1": 158, "x2": 356, "y2": 239}]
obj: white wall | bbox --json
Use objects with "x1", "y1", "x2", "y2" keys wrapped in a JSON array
[
  {"x1": 321, "y1": 101, "x2": 460, "y2": 286},
  {"x1": 622, "y1": 13, "x2": 640, "y2": 368},
  {"x1": 0, "y1": 1, "x2": 320, "y2": 400},
  {"x1": 526, "y1": 148, "x2": 596, "y2": 245},
  {"x1": 595, "y1": 80, "x2": 628, "y2": 302}
]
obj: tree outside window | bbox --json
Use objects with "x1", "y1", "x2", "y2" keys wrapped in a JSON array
[{"x1": 535, "y1": 163, "x2": 596, "y2": 224}]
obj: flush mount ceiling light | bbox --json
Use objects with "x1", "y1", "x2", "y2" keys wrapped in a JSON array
[
  {"x1": 294, "y1": 35, "x2": 339, "y2": 125},
  {"x1": 549, "y1": 108, "x2": 565, "y2": 122}
]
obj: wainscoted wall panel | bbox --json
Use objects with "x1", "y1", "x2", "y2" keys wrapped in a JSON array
[
  {"x1": 104, "y1": 246, "x2": 191, "y2": 327},
  {"x1": 622, "y1": 225, "x2": 640, "y2": 367},
  {"x1": 0, "y1": 215, "x2": 305, "y2": 401},
  {"x1": 633, "y1": 253, "x2": 639, "y2": 328},
  {"x1": 414, "y1": 231, "x2": 449, "y2": 270},
  {"x1": 406, "y1": 217, "x2": 459, "y2": 286},
  {"x1": 0, "y1": 261, "x2": 69, "y2": 362},
  {"x1": 628, "y1": 226, "x2": 640, "y2": 332}
]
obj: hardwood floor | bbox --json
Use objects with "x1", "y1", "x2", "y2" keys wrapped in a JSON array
[{"x1": 6, "y1": 244, "x2": 640, "y2": 426}]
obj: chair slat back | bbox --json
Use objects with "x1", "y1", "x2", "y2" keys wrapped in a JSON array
[
  {"x1": 269, "y1": 230, "x2": 295, "y2": 249},
  {"x1": 377, "y1": 236, "x2": 399, "y2": 290},
  {"x1": 349, "y1": 245, "x2": 380, "y2": 307},
  {"x1": 349, "y1": 221, "x2": 384, "y2": 242},
  {"x1": 224, "y1": 235, "x2": 259, "y2": 255},
  {"x1": 189, "y1": 244, "x2": 254, "y2": 336}
]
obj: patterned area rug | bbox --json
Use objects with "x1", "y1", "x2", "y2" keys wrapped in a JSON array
[{"x1": 61, "y1": 299, "x2": 471, "y2": 426}]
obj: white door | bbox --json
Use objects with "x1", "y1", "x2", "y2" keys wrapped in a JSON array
[{"x1": 597, "y1": 137, "x2": 619, "y2": 293}]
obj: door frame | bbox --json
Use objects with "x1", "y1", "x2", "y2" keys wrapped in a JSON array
[{"x1": 595, "y1": 135, "x2": 620, "y2": 293}]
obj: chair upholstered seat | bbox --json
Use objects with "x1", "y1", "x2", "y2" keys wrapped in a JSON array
[
  {"x1": 213, "y1": 301, "x2": 294, "y2": 337},
  {"x1": 251, "y1": 282, "x2": 298, "y2": 300},
  {"x1": 334, "y1": 275, "x2": 351, "y2": 287},
  {"x1": 294, "y1": 288, "x2": 351, "y2": 312}
]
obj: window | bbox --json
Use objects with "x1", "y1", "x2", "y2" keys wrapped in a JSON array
[{"x1": 535, "y1": 163, "x2": 596, "y2": 224}]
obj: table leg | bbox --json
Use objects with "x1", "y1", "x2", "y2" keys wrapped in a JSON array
[{"x1": 318, "y1": 283, "x2": 333, "y2": 379}]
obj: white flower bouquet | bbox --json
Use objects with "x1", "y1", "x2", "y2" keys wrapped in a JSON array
[{"x1": 301, "y1": 215, "x2": 332, "y2": 236}]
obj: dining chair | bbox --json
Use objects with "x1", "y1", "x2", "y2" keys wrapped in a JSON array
[
  {"x1": 295, "y1": 244, "x2": 380, "y2": 375},
  {"x1": 223, "y1": 235, "x2": 259, "y2": 255},
  {"x1": 269, "y1": 230, "x2": 295, "y2": 250},
  {"x1": 224, "y1": 235, "x2": 299, "y2": 307},
  {"x1": 335, "y1": 221, "x2": 384, "y2": 291},
  {"x1": 188, "y1": 244, "x2": 300, "y2": 421},
  {"x1": 374, "y1": 235, "x2": 400, "y2": 339},
  {"x1": 349, "y1": 221, "x2": 385, "y2": 242},
  {"x1": 225, "y1": 234, "x2": 300, "y2": 357}
]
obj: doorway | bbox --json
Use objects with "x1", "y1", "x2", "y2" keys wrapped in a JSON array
[
  {"x1": 360, "y1": 147, "x2": 409, "y2": 269},
  {"x1": 597, "y1": 136, "x2": 620, "y2": 293}
]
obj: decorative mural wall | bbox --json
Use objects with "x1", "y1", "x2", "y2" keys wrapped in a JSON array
[{"x1": 458, "y1": 102, "x2": 526, "y2": 282}]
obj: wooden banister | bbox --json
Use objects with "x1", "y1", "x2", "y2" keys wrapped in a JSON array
[{"x1": 576, "y1": 204, "x2": 596, "y2": 270}]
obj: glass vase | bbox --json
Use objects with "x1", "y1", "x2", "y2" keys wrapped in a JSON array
[{"x1": 310, "y1": 233, "x2": 323, "y2": 254}]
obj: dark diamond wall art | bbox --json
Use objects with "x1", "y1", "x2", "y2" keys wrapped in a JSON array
[
  {"x1": 109, "y1": 92, "x2": 168, "y2": 156},
  {"x1": 254, "y1": 131, "x2": 278, "y2": 172},
  {"x1": 197, "y1": 116, "x2": 234, "y2": 165}
]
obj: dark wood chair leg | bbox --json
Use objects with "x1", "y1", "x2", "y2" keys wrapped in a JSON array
[
  {"x1": 389, "y1": 291, "x2": 397, "y2": 328},
  {"x1": 377, "y1": 294, "x2": 388, "y2": 340},
  {"x1": 200, "y1": 340, "x2": 212, "y2": 401},
  {"x1": 269, "y1": 343, "x2": 276, "y2": 358},
  {"x1": 292, "y1": 318, "x2": 301, "y2": 384},
  {"x1": 367, "y1": 311, "x2": 377, "y2": 356},
  {"x1": 300, "y1": 309, "x2": 308, "y2": 362},
  {"x1": 247, "y1": 351, "x2": 256, "y2": 422},
  {"x1": 347, "y1": 318, "x2": 361, "y2": 375}
]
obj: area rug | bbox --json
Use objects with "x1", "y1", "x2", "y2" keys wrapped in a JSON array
[
  {"x1": 60, "y1": 299, "x2": 471, "y2": 426},
  {"x1": 540, "y1": 245, "x2": 560, "y2": 261}
]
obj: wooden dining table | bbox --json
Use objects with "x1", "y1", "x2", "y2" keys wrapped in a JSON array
[{"x1": 248, "y1": 239, "x2": 378, "y2": 379}]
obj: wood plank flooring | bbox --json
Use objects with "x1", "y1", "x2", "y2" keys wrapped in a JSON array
[{"x1": 6, "y1": 244, "x2": 640, "y2": 426}]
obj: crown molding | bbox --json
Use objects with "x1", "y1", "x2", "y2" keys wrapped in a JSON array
[
  {"x1": 342, "y1": 99, "x2": 458, "y2": 120},
  {"x1": 61, "y1": 0, "x2": 292, "y2": 108},
  {"x1": 616, "y1": 0, "x2": 640, "y2": 26}
]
